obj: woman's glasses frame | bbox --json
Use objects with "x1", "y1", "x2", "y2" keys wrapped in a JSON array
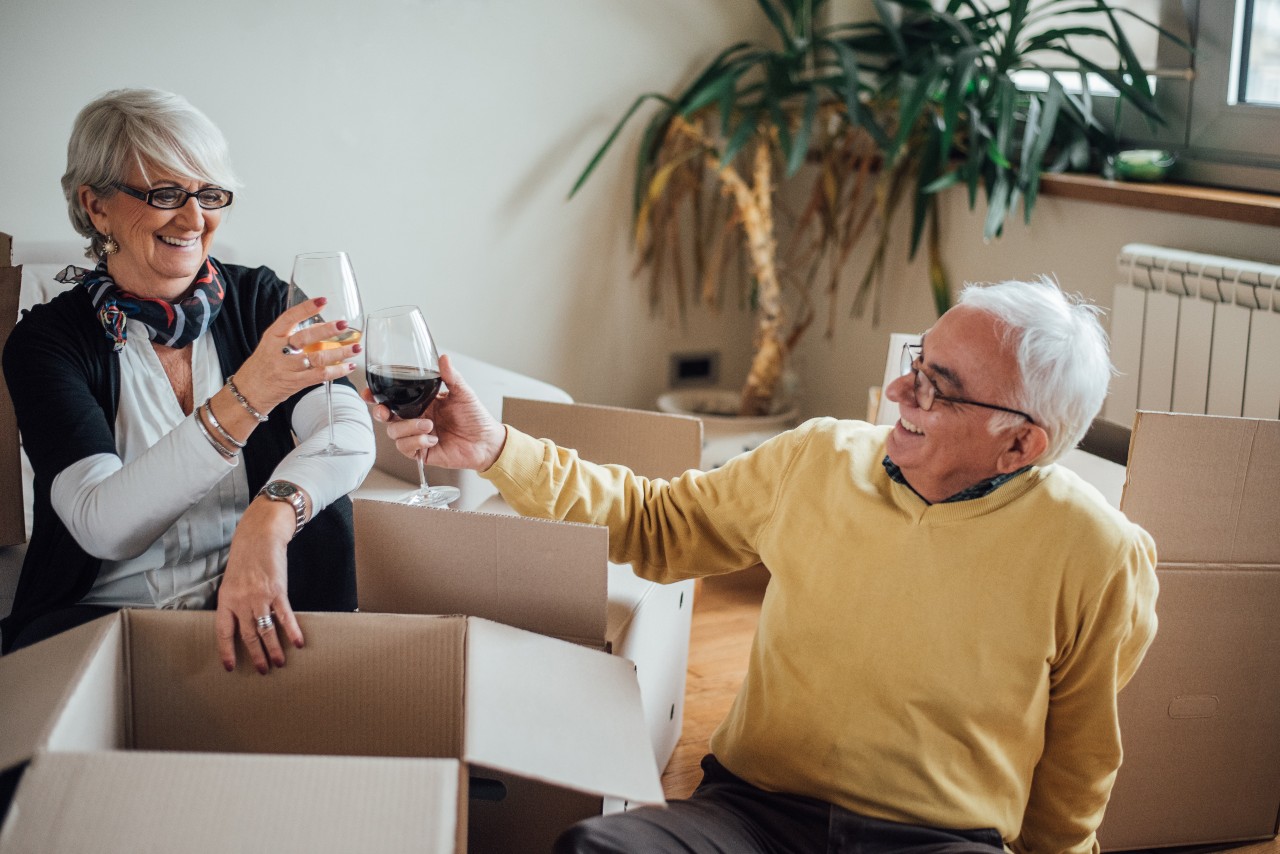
[{"x1": 113, "y1": 183, "x2": 234, "y2": 210}]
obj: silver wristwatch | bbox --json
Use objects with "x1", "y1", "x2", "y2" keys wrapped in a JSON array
[{"x1": 258, "y1": 480, "x2": 307, "y2": 537}]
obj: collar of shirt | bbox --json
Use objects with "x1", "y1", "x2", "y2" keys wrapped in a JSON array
[{"x1": 882, "y1": 456, "x2": 1031, "y2": 505}]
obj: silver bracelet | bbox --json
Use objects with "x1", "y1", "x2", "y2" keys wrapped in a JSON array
[
  {"x1": 226, "y1": 375, "x2": 267, "y2": 423},
  {"x1": 195, "y1": 408, "x2": 240, "y2": 460},
  {"x1": 202, "y1": 399, "x2": 246, "y2": 449}
]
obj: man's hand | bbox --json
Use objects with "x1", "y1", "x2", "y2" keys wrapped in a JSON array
[{"x1": 362, "y1": 354, "x2": 507, "y2": 472}]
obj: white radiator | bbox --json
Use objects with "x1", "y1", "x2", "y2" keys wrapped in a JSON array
[{"x1": 1106, "y1": 243, "x2": 1280, "y2": 426}]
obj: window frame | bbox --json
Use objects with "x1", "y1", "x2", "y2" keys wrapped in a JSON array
[{"x1": 1113, "y1": 0, "x2": 1280, "y2": 193}]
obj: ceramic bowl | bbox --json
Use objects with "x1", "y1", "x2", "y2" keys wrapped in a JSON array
[{"x1": 1106, "y1": 149, "x2": 1177, "y2": 182}]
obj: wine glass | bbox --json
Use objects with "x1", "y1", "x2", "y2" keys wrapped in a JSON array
[
  {"x1": 364, "y1": 306, "x2": 461, "y2": 507},
  {"x1": 287, "y1": 251, "x2": 367, "y2": 457}
]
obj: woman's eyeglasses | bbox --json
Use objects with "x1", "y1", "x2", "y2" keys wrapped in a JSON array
[
  {"x1": 114, "y1": 183, "x2": 234, "y2": 210},
  {"x1": 900, "y1": 343, "x2": 1035, "y2": 424}
]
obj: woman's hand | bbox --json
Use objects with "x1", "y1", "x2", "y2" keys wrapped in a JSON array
[
  {"x1": 232, "y1": 296, "x2": 362, "y2": 416},
  {"x1": 362, "y1": 354, "x2": 507, "y2": 472},
  {"x1": 215, "y1": 497, "x2": 305, "y2": 673}
]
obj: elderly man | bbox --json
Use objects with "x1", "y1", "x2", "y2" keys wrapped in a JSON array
[{"x1": 369, "y1": 278, "x2": 1158, "y2": 854}]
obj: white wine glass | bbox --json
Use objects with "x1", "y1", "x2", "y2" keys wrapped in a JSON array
[
  {"x1": 288, "y1": 251, "x2": 366, "y2": 457},
  {"x1": 364, "y1": 306, "x2": 460, "y2": 507}
]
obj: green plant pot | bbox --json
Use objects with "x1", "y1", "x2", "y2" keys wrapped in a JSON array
[{"x1": 1106, "y1": 149, "x2": 1177, "y2": 182}]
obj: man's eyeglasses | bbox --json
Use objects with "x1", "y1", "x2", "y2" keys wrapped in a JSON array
[
  {"x1": 900, "y1": 343, "x2": 1035, "y2": 424},
  {"x1": 114, "y1": 183, "x2": 234, "y2": 210}
]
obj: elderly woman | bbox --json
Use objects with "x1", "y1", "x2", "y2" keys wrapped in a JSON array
[{"x1": 1, "y1": 88, "x2": 374, "y2": 671}]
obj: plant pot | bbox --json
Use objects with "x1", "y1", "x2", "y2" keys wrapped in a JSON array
[{"x1": 657, "y1": 389, "x2": 800, "y2": 469}]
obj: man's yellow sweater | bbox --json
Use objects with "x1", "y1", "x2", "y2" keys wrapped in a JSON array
[{"x1": 483, "y1": 417, "x2": 1158, "y2": 853}]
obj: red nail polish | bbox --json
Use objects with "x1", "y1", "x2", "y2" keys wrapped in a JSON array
[
  {"x1": 315, "y1": 297, "x2": 328, "y2": 307},
  {"x1": 337, "y1": 320, "x2": 348, "y2": 330}
]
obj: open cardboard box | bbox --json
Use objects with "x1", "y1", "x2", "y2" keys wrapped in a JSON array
[
  {"x1": 355, "y1": 397, "x2": 704, "y2": 771},
  {"x1": 0, "y1": 609, "x2": 664, "y2": 853},
  {"x1": 1098, "y1": 411, "x2": 1280, "y2": 851}
]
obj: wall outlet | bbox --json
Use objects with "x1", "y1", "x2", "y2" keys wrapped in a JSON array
[{"x1": 669, "y1": 351, "x2": 720, "y2": 388}]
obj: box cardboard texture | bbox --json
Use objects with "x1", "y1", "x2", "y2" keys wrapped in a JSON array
[
  {"x1": 5, "y1": 751, "x2": 466, "y2": 854},
  {"x1": 0, "y1": 233, "x2": 24, "y2": 547},
  {"x1": 1097, "y1": 411, "x2": 1280, "y2": 851},
  {"x1": 356, "y1": 397, "x2": 703, "y2": 770},
  {"x1": 0, "y1": 610, "x2": 664, "y2": 853}
]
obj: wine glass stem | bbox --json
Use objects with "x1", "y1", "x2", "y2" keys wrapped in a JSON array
[
  {"x1": 416, "y1": 457, "x2": 429, "y2": 492},
  {"x1": 324, "y1": 380, "x2": 336, "y2": 449}
]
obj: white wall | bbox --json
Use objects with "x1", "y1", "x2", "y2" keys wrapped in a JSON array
[
  {"x1": 796, "y1": 190, "x2": 1280, "y2": 422},
  {"x1": 3, "y1": 0, "x2": 1276, "y2": 422},
  {"x1": 0, "y1": 0, "x2": 764, "y2": 408}
]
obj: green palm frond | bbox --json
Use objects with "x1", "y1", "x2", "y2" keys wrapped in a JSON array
[{"x1": 570, "y1": 0, "x2": 1190, "y2": 411}]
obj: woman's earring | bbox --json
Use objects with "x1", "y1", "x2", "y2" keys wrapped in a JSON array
[{"x1": 101, "y1": 234, "x2": 119, "y2": 256}]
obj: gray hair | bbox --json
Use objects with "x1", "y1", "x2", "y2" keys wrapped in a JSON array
[
  {"x1": 61, "y1": 88, "x2": 240, "y2": 259},
  {"x1": 957, "y1": 277, "x2": 1114, "y2": 466}
]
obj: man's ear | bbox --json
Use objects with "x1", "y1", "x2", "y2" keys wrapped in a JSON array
[{"x1": 996, "y1": 422, "x2": 1049, "y2": 473}]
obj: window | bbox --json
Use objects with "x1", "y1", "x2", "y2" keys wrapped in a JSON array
[
  {"x1": 1116, "y1": 0, "x2": 1280, "y2": 193},
  {"x1": 1240, "y1": 0, "x2": 1280, "y2": 104}
]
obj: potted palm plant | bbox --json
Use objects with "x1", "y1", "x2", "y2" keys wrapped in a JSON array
[{"x1": 572, "y1": 0, "x2": 1182, "y2": 417}]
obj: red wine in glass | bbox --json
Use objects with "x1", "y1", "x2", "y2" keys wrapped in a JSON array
[
  {"x1": 363, "y1": 306, "x2": 460, "y2": 507},
  {"x1": 367, "y1": 365, "x2": 443, "y2": 420}
]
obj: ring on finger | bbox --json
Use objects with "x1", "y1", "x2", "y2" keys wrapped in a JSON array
[
  {"x1": 302, "y1": 354, "x2": 314, "y2": 370},
  {"x1": 282, "y1": 344, "x2": 303, "y2": 356},
  {"x1": 255, "y1": 613, "x2": 275, "y2": 632}
]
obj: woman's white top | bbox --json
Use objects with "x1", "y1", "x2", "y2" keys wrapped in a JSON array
[{"x1": 49, "y1": 320, "x2": 374, "y2": 609}]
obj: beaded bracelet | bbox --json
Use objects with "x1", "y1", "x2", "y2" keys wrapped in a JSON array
[
  {"x1": 195, "y1": 408, "x2": 240, "y2": 460},
  {"x1": 202, "y1": 399, "x2": 247, "y2": 449},
  {"x1": 226, "y1": 375, "x2": 268, "y2": 423}
]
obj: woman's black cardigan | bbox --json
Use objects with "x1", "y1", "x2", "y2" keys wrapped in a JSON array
[{"x1": 1, "y1": 260, "x2": 355, "y2": 652}]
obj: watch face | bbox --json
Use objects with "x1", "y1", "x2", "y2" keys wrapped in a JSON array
[{"x1": 265, "y1": 481, "x2": 299, "y2": 499}]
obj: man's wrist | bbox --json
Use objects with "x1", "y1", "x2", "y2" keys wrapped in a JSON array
[{"x1": 480, "y1": 424, "x2": 510, "y2": 472}]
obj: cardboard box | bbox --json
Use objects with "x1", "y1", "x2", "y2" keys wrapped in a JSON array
[
  {"x1": 4, "y1": 751, "x2": 467, "y2": 854},
  {"x1": 1097, "y1": 411, "x2": 1280, "y2": 851},
  {"x1": 356, "y1": 397, "x2": 703, "y2": 770},
  {"x1": 355, "y1": 354, "x2": 575, "y2": 512},
  {"x1": 500, "y1": 397, "x2": 702, "y2": 482},
  {"x1": 0, "y1": 609, "x2": 664, "y2": 853},
  {"x1": 0, "y1": 233, "x2": 25, "y2": 547}
]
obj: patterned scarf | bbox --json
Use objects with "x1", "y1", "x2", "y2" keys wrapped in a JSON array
[{"x1": 56, "y1": 259, "x2": 226, "y2": 352}]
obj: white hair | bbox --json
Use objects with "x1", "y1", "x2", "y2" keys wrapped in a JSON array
[
  {"x1": 61, "y1": 88, "x2": 240, "y2": 259},
  {"x1": 957, "y1": 276, "x2": 1114, "y2": 465}
]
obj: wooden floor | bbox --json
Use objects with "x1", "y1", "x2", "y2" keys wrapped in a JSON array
[
  {"x1": 660, "y1": 570, "x2": 767, "y2": 799},
  {"x1": 659, "y1": 572, "x2": 1278, "y2": 854}
]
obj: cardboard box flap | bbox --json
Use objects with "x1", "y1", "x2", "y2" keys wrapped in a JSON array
[
  {"x1": 0, "y1": 616, "x2": 118, "y2": 772},
  {"x1": 1121, "y1": 411, "x2": 1280, "y2": 564},
  {"x1": 126, "y1": 610, "x2": 465, "y2": 759},
  {"x1": 462, "y1": 617, "x2": 665, "y2": 806},
  {"x1": 0, "y1": 751, "x2": 465, "y2": 854},
  {"x1": 0, "y1": 233, "x2": 25, "y2": 547},
  {"x1": 503, "y1": 397, "x2": 703, "y2": 479},
  {"x1": 354, "y1": 498, "x2": 608, "y2": 646}
]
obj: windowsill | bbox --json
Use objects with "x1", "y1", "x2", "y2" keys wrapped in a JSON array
[{"x1": 1038, "y1": 173, "x2": 1280, "y2": 228}]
